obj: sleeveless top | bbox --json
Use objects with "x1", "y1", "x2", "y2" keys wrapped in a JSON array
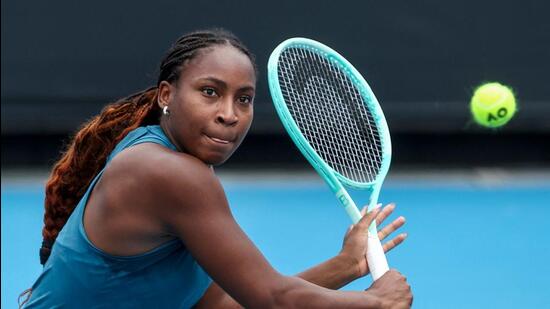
[{"x1": 24, "y1": 125, "x2": 212, "y2": 308}]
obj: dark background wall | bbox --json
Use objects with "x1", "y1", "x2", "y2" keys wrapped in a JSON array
[{"x1": 2, "y1": 0, "x2": 549, "y2": 169}]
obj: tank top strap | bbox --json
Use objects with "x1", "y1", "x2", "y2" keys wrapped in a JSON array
[{"x1": 107, "y1": 125, "x2": 177, "y2": 163}]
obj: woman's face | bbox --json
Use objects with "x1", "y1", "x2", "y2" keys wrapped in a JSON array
[{"x1": 159, "y1": 44, "x2": 256, "y2": 166}]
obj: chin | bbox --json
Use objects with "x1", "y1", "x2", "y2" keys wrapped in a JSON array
[
  {"x1": 202, "y1": 152, "x2": 232, "y2": 166},
  {"x1": 196, "y1": 142, "x2": 241, "y2": 166}
]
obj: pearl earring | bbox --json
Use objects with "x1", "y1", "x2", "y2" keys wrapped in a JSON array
[{"x1": 163, "y1": 106, "x2": 170, "y2": 115}]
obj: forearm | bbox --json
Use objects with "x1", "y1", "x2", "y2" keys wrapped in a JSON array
[
  {"x1": 207, "y1": 276, "x2": 381, "y2": 309},
  {"x1": 295, "y1": 253, "x2": 360, "y2": 289},
  {"x1": 273, "y1": 275, "x2": 381, "y2": 309},
  {"x1": 195, "y1": 254, "x2": 361, "y2": 308},
  {"x1": 193, "y1": 283, "x2": 242, "y2": 309}
]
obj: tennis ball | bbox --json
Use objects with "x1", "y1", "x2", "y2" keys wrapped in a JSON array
[{"x1": 470, "y1": 82, "x2": 517, "y2": 128}]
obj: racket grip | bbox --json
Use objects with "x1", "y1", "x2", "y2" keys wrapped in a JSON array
[{"x1": 367, "y1": 233, "x2": 389, "y2": 281}]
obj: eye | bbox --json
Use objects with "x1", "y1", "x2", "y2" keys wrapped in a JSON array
[
  {"x1": 202, "y1": 87, "x2": 218, "y2": 97},
  {"x1": 238, "y1": 95, "x2": 253, "y2": 105}
]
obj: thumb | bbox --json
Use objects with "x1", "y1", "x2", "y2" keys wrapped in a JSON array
[{"x1": 356, "y1": 204, "x2": 382, "y2": 231}]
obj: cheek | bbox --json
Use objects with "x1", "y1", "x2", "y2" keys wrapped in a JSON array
[
  {"x1": 173, "y1": 96, "x2": 206, "y2": 127},
  {"x1": 242, "y1": 109, "x2": 253, "y2": 129},
  {"x1": 236, "y1": 111, "x2": 253, "y2": 141}
]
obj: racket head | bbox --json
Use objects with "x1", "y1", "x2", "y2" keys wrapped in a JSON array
[{"x1": 268, "y1": 38, "x2": 392, "y2": 189}]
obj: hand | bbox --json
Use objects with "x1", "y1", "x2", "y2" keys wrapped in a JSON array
[
  {"x1": 339, "y1": 203, "x2": 407, "y2": 278},
  {"x1": 366, "y1": 269, "x2": 413, "y2": 309}
]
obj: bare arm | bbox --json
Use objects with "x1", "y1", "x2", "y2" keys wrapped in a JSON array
[
  {"x1": 195, "y1": 204, "x2": 408, "y2": 308},
  {"x1": 148, "y1": 151, "x2": 387, "y2": 308}
]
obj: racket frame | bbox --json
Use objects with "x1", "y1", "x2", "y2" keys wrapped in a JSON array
[{"x1": 268, "y1": 37, "x2": 393, "y2": 280}]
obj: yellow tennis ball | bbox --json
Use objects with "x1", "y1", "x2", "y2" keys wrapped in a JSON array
[{"x1": 470, "y1": 82, "x2": 517, "y2": 128}]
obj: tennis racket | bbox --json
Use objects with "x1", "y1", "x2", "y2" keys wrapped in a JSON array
[{"x1": 267, "y1": 38, "x2": 392, "y2": 280}]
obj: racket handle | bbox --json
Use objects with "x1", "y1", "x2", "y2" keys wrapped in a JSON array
[
  {"x1": 367, "y1": 232, "x2": 389, "y2": 281},
  {"x1": 335, "y1": 188, "x2": 389, "y2": 279}
]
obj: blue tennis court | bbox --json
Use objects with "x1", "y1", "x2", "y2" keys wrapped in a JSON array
[{"x1": 2, "y1": 171, "x2": 549, "y2": 308}]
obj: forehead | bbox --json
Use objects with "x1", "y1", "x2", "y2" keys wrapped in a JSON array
[{"x1": 181, "y1": 44, "x2": 256, "y2": 85}]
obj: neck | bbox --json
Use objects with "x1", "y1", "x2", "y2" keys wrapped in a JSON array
[{"x1": 159, "y1": 119, "x2": 184, "y2": 153}]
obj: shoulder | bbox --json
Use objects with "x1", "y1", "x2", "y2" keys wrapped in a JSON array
[
  {"x1": 106, "y1": 142, "x2": 223, "y2": 197},
  {"x1": 102, "y1": 142, "x2": 228, "y2": 223}
]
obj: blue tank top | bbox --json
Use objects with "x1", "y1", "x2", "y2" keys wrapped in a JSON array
[{"x1": 24, "y1": 125, "x2": 212, "y2": 308}]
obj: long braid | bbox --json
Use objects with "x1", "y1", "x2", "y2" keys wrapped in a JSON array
[
  {"x1": 40, "y1": 88, "x2": 160, "y2": 264},
  {"x1": 39, "y1": 28, "x2": 257, "y2": 265}
]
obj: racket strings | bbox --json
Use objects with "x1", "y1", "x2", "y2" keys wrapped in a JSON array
[
  {"x1": 281, "y1": 51, "x2": 378, "y2": 173},
  {"x1": 278, "y1": 47, "x2": 382, "y2": 183}
]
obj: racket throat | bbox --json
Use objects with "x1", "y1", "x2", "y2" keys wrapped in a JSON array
[{"x1": 335, "y1": 188, "x2": 362, "y2": 223}]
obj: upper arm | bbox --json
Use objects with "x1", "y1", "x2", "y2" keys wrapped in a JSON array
[{"x1": 146, "y1": 150, "x2": 282, "y2": 307}]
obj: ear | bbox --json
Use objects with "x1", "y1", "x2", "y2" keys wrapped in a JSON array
[{"x1": 157, "y1": 81, "x2": 174, "y2": 109}]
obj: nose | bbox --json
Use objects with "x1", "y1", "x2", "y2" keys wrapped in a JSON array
[{"x1": 216, "y1": 99, "x2": 238, "y2": 126}]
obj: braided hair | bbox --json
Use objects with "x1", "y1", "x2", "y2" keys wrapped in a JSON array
[{"x1": 39, "y1": 28, "x2": 257, "y2": 265}]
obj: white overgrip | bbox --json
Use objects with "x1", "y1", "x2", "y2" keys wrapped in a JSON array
[
  {"x1": 367, "y1": 222, "x2": 389, "y2": 280},
  {"x1": 365, "y1": 182, "x2": 390, "y2": 280}
]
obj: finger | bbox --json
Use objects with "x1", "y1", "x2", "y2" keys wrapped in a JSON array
[
  {"x1": 356, "y1": 204, "x2": 382, "y2": 230},
  {"x1": 344, "y1": 224, "x2": 354, "y2": 237},
  {"x1": 378, "y1": 216, "x2": 406, "y2": 240},
  {"x1": 347, "y1": 207, "x2": 368, "y2": 234},
  {"x1": 382, "y1": 233, "x2": 407, "y2": 253},
  {"x1": 374, "y1": 203, "x2": 396, "y2": 226}
]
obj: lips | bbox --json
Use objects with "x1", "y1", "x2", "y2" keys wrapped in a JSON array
[{"x1": 204, "y1": 134, "x2": 234, "y2": 145}]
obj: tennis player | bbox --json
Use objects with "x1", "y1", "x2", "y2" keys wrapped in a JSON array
[{"x1": 21, "y1": 28, "x2": 412, "y2": 308}]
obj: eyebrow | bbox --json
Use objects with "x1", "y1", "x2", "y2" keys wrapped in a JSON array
[{"x1": 198, "y1": 76, "x2": 255, "y2": 92}]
